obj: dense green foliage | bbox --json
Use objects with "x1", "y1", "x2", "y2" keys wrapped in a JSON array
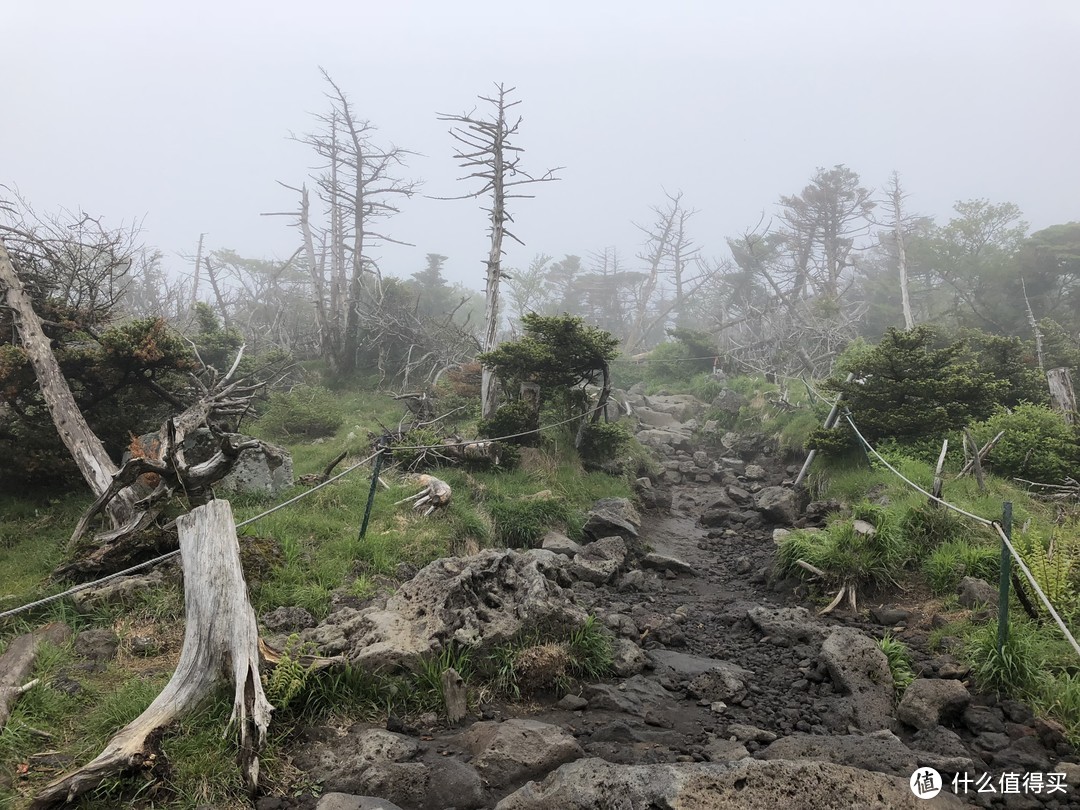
[
  {"x1": 972, "y1": 403, "x2": 1080, "y2": 483},
  {"x1": 255, "y1": 384, "x2": 345, "y2": 440}
]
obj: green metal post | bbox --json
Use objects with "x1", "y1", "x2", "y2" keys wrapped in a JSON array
[
  {"x1": 359, "y1": 449, "x2": 386, "y2": 540},
  {"x1": 997, "y1": 501, "x2": 1013, "y2": 654}
]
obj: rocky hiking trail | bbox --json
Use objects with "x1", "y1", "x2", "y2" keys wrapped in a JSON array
[{"x1": 260, "y1": 403, "x2": 1080, "y2": 810}]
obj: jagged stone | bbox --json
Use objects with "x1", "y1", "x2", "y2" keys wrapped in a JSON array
[
  {"x1": 759, "y1": 731, "x2": 916, "y2": 776},
  {"x1": 315, "y1": 795, "x2": 405, "y2": 810},
  {"x1": 460, "y1": 718, "x2": 583, "y2": 788},
  {"x1": 897, "y1": 679, "x2": 971, "y2": 730},
  {"x1": 610, "y1": 638, "x2": 648, "y2": 676},
  {"x1": 819, "y1": 628, "x2": 894, "y2": 732},
  {"x1": 302, "y1": 549, "x2": 587, "y2": 671},
  {"x1": 541, "y1": 531, "x2": 583, "y2": 557},
  {"x1": 640, "y1": 553, "x2": 695, "y2": 576},
  {"x1": 755, "y1": 486, "x2": 799, "y2": 525},
  {"x1": 582, "y1": 498, "x2": 641, "y2": 542},
  {"x1": 569, "y1": 536, "x2": 627, "y2": 584},
  {"x1": 583, "y1": 675, "x2": 678, "y2": 718},
  {"x1": 746, "y1": 606, "x2": 825, "y2": 646},
  {"x1": 260, "y1": 606, "x2": 317, "y2": 632},
  {"x1": 957, "y1": 576, "x2": 998, "y2": 608}
]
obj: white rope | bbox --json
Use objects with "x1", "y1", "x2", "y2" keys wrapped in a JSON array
[{"x1": 842, "y1": 413, "x2": 995, "y2": 526}]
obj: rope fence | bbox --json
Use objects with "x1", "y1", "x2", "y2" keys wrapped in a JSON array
[{"x1": 840, "y1": 410, "x2": 1080, "y2": 661}]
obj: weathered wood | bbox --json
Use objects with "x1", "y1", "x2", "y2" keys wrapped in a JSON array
[
  {"x1": 1047, "y1": 367, "x2": 1077, "y2": 425},
  {"x1": 794, "y1": 373, "x2": 855, "y2": 487},
  {"x1": 0, "y1": 624, "x2": 71, "y2": 733},
  {"x1": 958, "y1": 430, "x2": 1005, "y2": 478},
  {"x1": 0, "y1": 239, "x2": 137, "y2": 527},
  {"x1": 962, "y1": 429, "x2": 986, "y2": 492},
  {"x1": 395, "y1": 475, "x2": 452, "y2": 517},
  {"x1": 795, "y1": 559, "x2": 827, "y2": 578},
  {"x1": 441, "y1": 667, "x2": 468, "y2": 725},
  {"x1": 33, "y1": 501, "x2": 272, "y2": 808},
  {"x1": 930, "y1": 438, "x2": 948, "y2": 504}
]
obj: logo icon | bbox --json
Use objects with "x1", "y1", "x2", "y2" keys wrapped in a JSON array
[{"x1": 910, "y1": 767, "x2": 943, "y2": 799}]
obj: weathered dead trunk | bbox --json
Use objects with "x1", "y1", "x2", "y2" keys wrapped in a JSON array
[
  {"x1": 1047, "y1": 367, "x2": 1077, "y2": 426},
  {"x1": 0, "y1": 624, "x2": 72, "y2": 733},
  {"x1": 0, "y1": 239, "x2": 136, "y2": 528},
  {"x1": 395, "y1": 474, "x2": 453, "y2": 516},
  {"x1": 33, "y1": 500, "x2": 272, "y2": 808}
]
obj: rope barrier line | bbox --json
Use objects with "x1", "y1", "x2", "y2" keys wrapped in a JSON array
[
  {"x1": 0, "y1": 407, "x2": 603, "y2": 623},
  {"x1": 841, "y1": 411, "x2": 1080, "y2": 661},
  {"x1": 841, "y1": 413, "x2": 995, "y2": 527}
]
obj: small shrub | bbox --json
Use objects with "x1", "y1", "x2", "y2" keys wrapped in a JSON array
[
  {"x1": 923, "y1": 540, "x2": 1000, "y2": 594},
  {"x1": 966, "y1": 619, "x2": 1046, "y2": 696},
  {"x1": 577, "y1": 421, "x2": 632, "y2": 467},
  {"x1": 479, "y1": 401, "x2": 540, "y2": 446},
  {"x1": 257, "y1": 384, "x2": 344, "y2": 439},
  {"x1": 972, "y1": 403, "x2": 1080, "y2": 483},
  {"x1": 878, "y1": 633, "x2": 915, "y2": 697}
]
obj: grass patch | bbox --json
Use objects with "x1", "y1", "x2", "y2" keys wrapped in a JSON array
[
  {"x1": 879, "y1": 632, "x2": 915, "y2": 697},
  {"x1": 922, "y1": 540, "x2": 1000, "y2": 595}
]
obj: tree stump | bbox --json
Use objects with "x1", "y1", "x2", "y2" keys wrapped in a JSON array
[{"x1": 32, "y1": 500, "x2": 272, "y2": 808}]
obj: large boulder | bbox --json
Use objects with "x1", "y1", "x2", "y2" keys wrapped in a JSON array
[
  {"x1": 759, "y1": 731, "x2": 917, "y2": 776},
  {"x1": 957, "y1": 576, "x2": 998, "y2": 608},
  {"x1": 819, "y1": 628, "x2": 894, "y2": 731},
  {"x1": 302, "y1": 549, "x2": 587, "y2": 671},
  {"x1": 897, "y1": 679, "x2": 971, "y2": 730},
  {"x1": 582, "y1": 498, "x2": 641, "y2": 543},
  {"x1": 494, "y1": 757, "x2": 964, "y2": 809},
  {"x1": 746, "y1": 606, "x2": 825, "y2": 647},
  {"x1": 635, "y1": 428, "x2": 693, "y2": 452},
  {"x1": 635, "y1": 407, "x2": 685, "y2": 430},
  {"x1": 460, "y1": 718, "x2": 583, "y2": 788},
  {"x1": 647, "y1": 649, "x2": 752, "y2": 703},
  {"x1": 583, "y1": 675, "x2": 678, "y2": 720},
  {"x1": 711, "y1": 389, "x2": 748, "y2": 414},
  {"x1": 568, "y1": 536, "x2": 627, "y2": 584},
  {"x1": 755, "y1": 486, "x2": 800, "y2": 525}
]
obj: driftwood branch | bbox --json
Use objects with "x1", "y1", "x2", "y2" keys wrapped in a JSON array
[
  {"x1": 33, "y1": 501, "x2": 272, "y2": 808},
  {"x1": 394, "y1": 475, "x2": 452, "y2": 517},
  {"x1": 957, "y1": 430, "x2": 1004, "y2": 478},
  {"x1": 0, "y1": 624, "x2": 71, "y2": 733}
]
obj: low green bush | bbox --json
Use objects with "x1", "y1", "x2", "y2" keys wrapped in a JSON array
[
  {"x1": 256, "y1": 384, "x2": 345, "y2": 439},
  {"x1": 479, "y1": 400, "x2": 540, "y2": 446},
  {"x1": 901, "y1": 503, "x2": 968, "y2": 557},
  {"x1": 577, "y1": 421, "x2": 632, "y2": 467},
  {"x1": 972, "y1": 403, "x2": 1080, "y2": 484}
]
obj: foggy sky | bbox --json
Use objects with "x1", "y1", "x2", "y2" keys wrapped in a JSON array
[{"x1": 5, "y1": 1, "x2": 1078, "y2": 290}]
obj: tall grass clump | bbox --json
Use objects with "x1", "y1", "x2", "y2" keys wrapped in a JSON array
[
  {"x1": 966, "y1": 619, "x2": 1046, "y2": 697},
  {"x1": 255, "y1": 384, "x2": 345, "y2": 440},
  {"x1": 922, "y1": 540, "x2": 1000, "y2": 594},
  {"x1": 879, "y1": 633, "x2": 916, "y2": 697}
]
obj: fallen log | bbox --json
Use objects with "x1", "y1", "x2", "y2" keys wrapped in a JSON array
[
  {"x1": 33, "y1": 500, "x2": 272, "y2": 808},
  {"x1": 0, "y1": 624, "x2": 71, "y2": 733}
]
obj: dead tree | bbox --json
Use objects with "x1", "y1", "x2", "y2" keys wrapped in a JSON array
[
  {"x1": 883, "y1": 171, "x2": 915, "y2": 330},
  {"x1": 0, "y1": 624, "x2": 71, "y2": 734},
  {"x1": 437, "y1": 84, "x2": 561, "y2": 419},
  {"x1": 1047, "y1": 367, "x2": 1077, "y2": 425},
  {"x1": 57, "y1": 346, "x2": 271, "y2": 579},
  {"x1": 32, "y1": 500, "x2": 272, "y2": 808},
  {"x1": 0, "y1": 238, "x2": 139, "y2": 528}
]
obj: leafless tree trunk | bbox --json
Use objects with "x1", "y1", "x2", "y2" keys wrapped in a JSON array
[
  {"x1": 438, "y1": 83, "x2": 560, "y2": 418},
  {"x1": 189, "y1": 232, "x2": 205, "y2": 313},
  {"x1": 1047, "y1": 367, "x2": 1077, "y2": 425},
  {"x1": 1021, "y1": 276, "x2": 1045, "y2": 372},
  {"x1": 0, "y1": 239, "x2": 137, "y2": 527},
  {"x1": 32, "y1": 500, "x2": 272, "y2": 808},
  {"x1": 886, "y1": 172, "x2": 915, "y2": 330}
]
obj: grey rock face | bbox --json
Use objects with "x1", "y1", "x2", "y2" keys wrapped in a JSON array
[
  {"x1": 754, "y1": 486, "x2": 799, "y2": 525},
  {"x1": 493, "y1": 757, "x2": 965, "y2": 809},
  {"x1": 303, "y1": 549, "x2": 587, "y2": 671},
  {"x1": 957, "y1": 576, "x2": 998, "y2": 608},
  {"x1": 460, "y1": 718, "x2": 583, "y2": 788},
  {"x1": 582, "y1": 498, "x2": 641, "y2": 542},
  {"x1": 897, "y1": 679, "x2": 971, "y2": 730},
  {"x1": 819, "y1": 627, "x2": 895, "y2": 731}
]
